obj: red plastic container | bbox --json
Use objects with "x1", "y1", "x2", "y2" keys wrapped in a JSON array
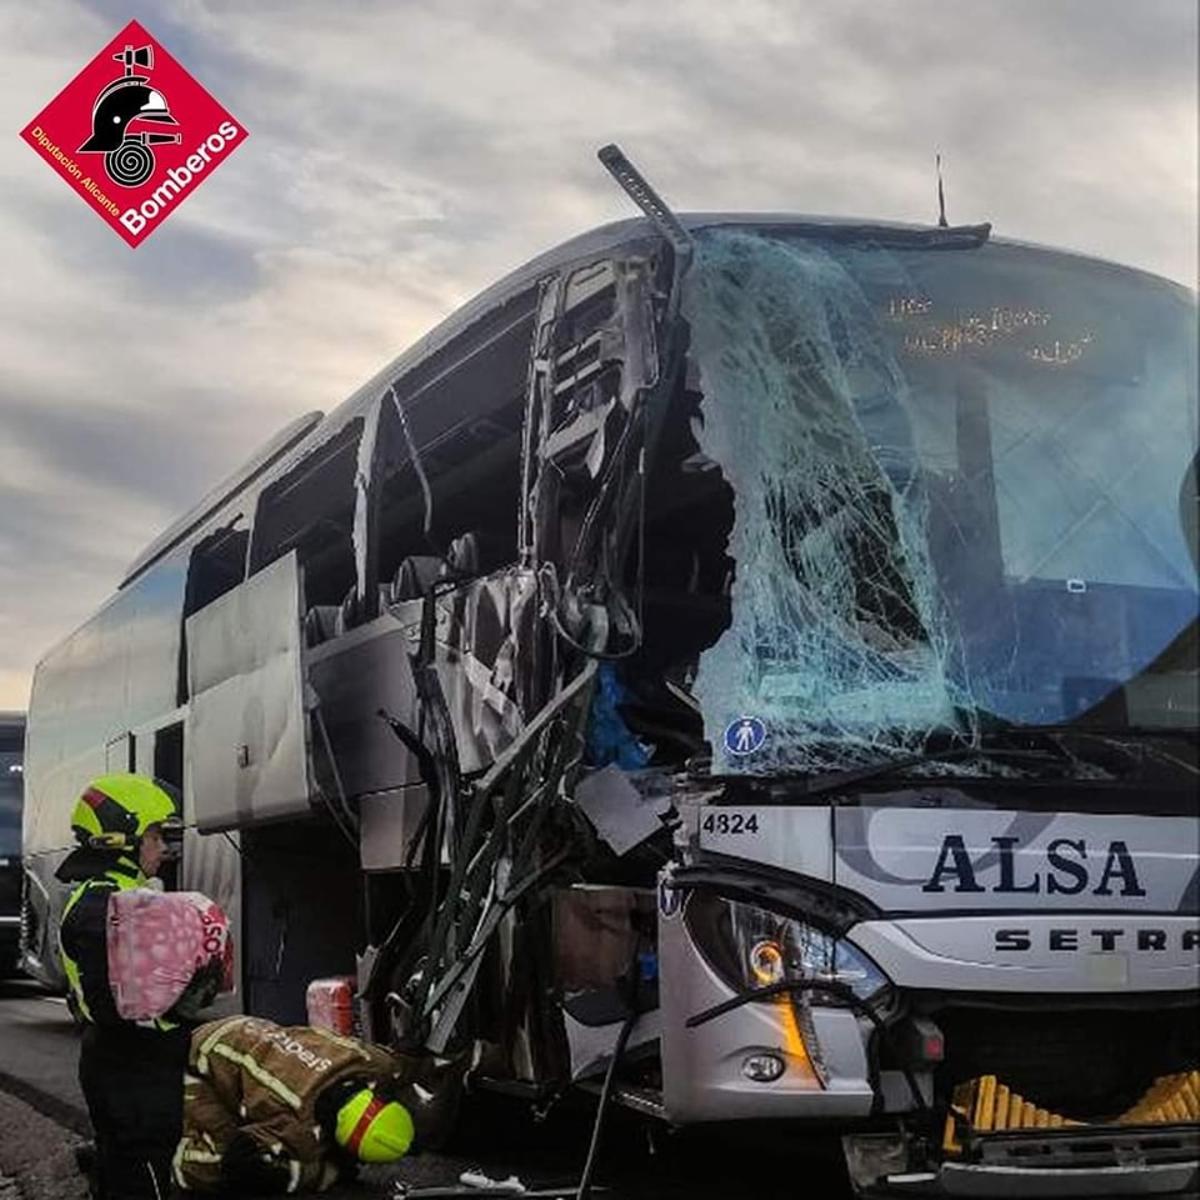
[{"x1": 306, "y1": 975, "x2": 356, "y2": 1036}]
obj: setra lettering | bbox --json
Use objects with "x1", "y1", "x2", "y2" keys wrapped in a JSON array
[{"x1": 992, "y1": 926, "x2": 1198, "y2": 953}]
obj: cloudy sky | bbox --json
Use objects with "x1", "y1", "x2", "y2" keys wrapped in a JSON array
[{"x1": 0, "y1": 0, "x2": 1196, "y2": 711}]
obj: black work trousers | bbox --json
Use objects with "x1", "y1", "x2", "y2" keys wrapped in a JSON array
[{"x1": 78, "y1": 1023, "x2": 188, "y2": 1200}]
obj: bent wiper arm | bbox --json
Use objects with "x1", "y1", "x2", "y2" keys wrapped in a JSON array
[
  {"x1": 797, "y1": 741, "x2": 982, "y2": 798},
  {"x1": 976, "y1": 721, "x2": 1199, "y2": 778},
  {"x1": 1001, "y1": 722, "x2": 1199, "y2": 742}
]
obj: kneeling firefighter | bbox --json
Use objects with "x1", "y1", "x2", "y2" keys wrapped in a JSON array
[
  {"x1": 175, "y1": 1015, "x2": 414, "y2": 1194},
  {"x1": 57, "y1": 774, "x2": 187, "y2": 1199}
]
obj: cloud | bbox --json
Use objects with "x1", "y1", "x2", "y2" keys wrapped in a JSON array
[{"x1": 0, "y1": 0, "x2": 1195, "y2": 709}]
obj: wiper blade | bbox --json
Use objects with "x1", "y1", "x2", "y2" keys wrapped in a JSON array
[
  {"x1": 796, "y1": 739, "x2": 1055, "y2": 798},
  {"x1": 796, "y1": 724, "x2": 1197, "y2": 796},
  {"x1": 978, "y1": 718, "x2": 1197, "y2": 742},
  {"x1": 975, "y1": 722, "x2": 1199, "y2": 776},
  {"x1": 690, "y1": 733, "x2": 1061, "y2": 793}
]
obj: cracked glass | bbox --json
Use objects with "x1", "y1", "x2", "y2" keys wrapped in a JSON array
[{"x1": 684, "y1": 228, "x2": 1198, "y2": 774}]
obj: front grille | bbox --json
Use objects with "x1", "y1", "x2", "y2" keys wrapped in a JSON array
[{"x1": 933, "y1": 1002, "x2": 1200, "y2": 1120}]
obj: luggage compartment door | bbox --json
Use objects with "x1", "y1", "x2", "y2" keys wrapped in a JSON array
[{"x1": 186, "y1": 551, "x2": 312, "y2": 831}]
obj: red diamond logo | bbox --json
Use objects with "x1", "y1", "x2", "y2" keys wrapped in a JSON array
[{"x1": 19, "y1": 20, "x2": 247, "y2": 247}]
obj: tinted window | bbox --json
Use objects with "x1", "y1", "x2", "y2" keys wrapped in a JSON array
[{"x1": 0, "y1": 749, "x2": 22, "y2": 855}]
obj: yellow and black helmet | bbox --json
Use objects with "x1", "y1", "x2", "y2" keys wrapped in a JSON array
[{"x1": 70, "y1": 774, "x2": 181, "y2": 853}]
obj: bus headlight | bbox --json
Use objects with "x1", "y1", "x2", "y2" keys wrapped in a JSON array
[{"x1": 684, "y1": 891, "x2": 889, "y2": 1005}]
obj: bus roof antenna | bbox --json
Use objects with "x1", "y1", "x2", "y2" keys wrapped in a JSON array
[
  {"x1": 598, "y1": 143, "x2": 693, "y2": 317},
  {"x1": 936, "y1": 153, "x2": 949, "y2": 228}
]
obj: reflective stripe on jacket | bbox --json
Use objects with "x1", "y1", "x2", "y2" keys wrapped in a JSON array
[{"x1": 175, "y1": 1016, "x2": 401, "y2": 1193}]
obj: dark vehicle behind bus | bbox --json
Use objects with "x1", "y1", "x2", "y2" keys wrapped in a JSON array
[{"x1": 0, "y1": 712, "x2": 24, "y2": 975}]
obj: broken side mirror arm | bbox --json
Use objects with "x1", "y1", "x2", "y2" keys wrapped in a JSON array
[{"x1": 597, "y1": 143, "x2": 694, "y2": 325}]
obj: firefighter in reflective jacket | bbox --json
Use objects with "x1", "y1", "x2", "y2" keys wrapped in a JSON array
[
  {"x1": 174, "y1": 1016, "x2": 414, "y2": 1193},
  {"x1": 57, "y1": 774, "x2": 186, "y2": 1200}
]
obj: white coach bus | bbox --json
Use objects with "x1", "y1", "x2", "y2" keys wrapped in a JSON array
[{"x1": 23, "y1": 149, "x2": 1198, "y2": 1196}]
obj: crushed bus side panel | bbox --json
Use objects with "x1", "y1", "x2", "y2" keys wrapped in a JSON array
[{"x1": 336, "y1": 224, "x2": 1197, "y2": 1196}]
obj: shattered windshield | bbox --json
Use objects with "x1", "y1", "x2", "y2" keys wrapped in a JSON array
[{"x1": 684, "y1": 228, "x2": 1198, "y2": 775}]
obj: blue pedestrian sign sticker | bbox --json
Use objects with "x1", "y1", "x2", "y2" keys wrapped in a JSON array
[{"x1": 723, "y1": 715, "x2": 767, "y2": 757}]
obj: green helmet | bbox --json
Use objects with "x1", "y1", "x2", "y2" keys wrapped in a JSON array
[{"x1": 70, "y1": 774, "x2": 180, "y2": 853}]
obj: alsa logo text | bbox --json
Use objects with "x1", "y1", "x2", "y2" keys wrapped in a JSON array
[
  {"x1": 921, "y1": 834, "x2": 1146, "y2": 897},
  {"x1": 19, "y1": 20, "x2": 246, "y2": 246}
]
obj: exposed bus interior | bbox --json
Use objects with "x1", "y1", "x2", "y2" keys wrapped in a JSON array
[{"x1": 239, "y1": 817, "x2": 364, "y2": 1024}]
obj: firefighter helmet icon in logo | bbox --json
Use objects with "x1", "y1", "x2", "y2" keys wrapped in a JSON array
[{"x1": 78, "y1": 43, "x2": 182, "y2": 188}]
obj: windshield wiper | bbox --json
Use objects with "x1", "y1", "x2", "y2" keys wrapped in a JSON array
[
  {"x1": 795, "y1": 721, "x2": 1197, "y2": 797},
  {"x1": 794, "y1": 738, "x2": 1050, "y2": 798},
  {"x1": 685, "y1": 726, "x2": 1061, "y2": 795},
  {"x1": 975, "y1": 720, "x2": 1198, "y2": 775},
  {"x1": 1012, "y1": 723, "x2": 1197, "y2": 741},
  {"x1": 690, "y1": 735, "x2": 1062, "y2": 794}
]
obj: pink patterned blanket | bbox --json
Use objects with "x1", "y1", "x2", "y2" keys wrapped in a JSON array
[{"x1": 106, "y1": 889, "x2": 233, "y2": 1021}]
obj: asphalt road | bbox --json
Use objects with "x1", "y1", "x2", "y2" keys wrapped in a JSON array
[
  {"x1": 0, "y1": 978, "x2": 853, "y2": 1198},
  {"x1": 0, "y1": 980, "x2": 84, "y2": 1115}
]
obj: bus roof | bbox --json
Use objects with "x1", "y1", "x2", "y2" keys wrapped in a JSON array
[
  {"x1": 119, "y1": 212, "x2": 989, "y2": 587},
  {"x1": 118, "y1": 210, "x2": 1188, "y2": 590}
]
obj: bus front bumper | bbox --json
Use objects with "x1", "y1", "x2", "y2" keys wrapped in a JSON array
[
  {"x1": 846, "y1": 1073, "x2": 1200, "y2": 1198},
  {"x1": 847, "y1": 1127, "x2": 1199, "y2": 1198}
]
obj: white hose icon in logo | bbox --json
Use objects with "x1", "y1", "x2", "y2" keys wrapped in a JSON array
[{"x1": 105, "y1": 139, "x2": 156, "y2": 187}]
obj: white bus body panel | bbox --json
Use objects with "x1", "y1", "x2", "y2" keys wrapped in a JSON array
[{"x1": 185, "y1": 551, "x2": 312, "y2": 832}]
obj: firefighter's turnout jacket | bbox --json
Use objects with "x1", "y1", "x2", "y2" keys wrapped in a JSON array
[{"x1": 174, "y1": 1015, "x2": 401, "y2": 1193}]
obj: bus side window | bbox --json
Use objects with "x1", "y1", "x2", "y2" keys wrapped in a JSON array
[
  {"x1": 376, "y1": 286, "x2": 539, "y2": 598},
  {"x1": 184, "y1": 522, "x2": 249, "y2": 618},
  {"x1": 153, "y1": 722, "x2": 184, "y2": 890},
  {"x1": 105, "y1": 732, "x2": 135, "y2": 772},
  {"x1": 249, "y1": 420, "x2": 361, "y2": 613},
  {"x1": 154, "y1": 722, "x2": 183, "y2": 793},
  {"x1": 178, "y1": 521, "x2": 250, "y2": 704},
  {"x1": 376, "y1": 397, "x2": 524, "y2": 597}
]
